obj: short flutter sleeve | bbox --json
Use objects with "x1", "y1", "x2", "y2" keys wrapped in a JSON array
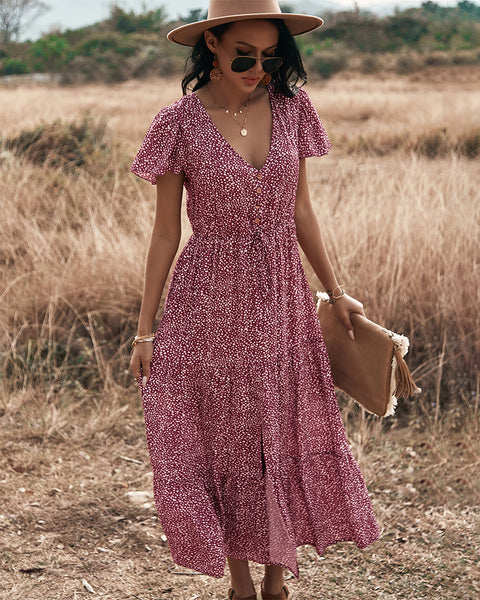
[
  {"x1": 131, "y1": 99, "x2": 185, "y2": 184},
  {"x1": 296, "y1": 89, "x2": 332, "y2": 159}
]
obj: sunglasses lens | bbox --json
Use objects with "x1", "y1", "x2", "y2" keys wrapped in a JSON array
[
  {"x1": 263, "y1": 57, "x2": 283, "y2": 73},
  {"x1": 231, "y1": 56, "x2": 256, "y2": 73},
  {"x1": 230, "y1": 56, "x2": 283, "y2": 74}
]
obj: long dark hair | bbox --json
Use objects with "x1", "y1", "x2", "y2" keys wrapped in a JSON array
[{"x1": 181, "y1": 19, "x2": 307, "y2": 98}]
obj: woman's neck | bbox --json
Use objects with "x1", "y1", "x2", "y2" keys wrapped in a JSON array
[{"x1": 205, "y1": 81, "x2": 255, "y2": 112}]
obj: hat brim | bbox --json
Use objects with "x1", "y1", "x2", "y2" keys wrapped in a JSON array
[{"x1": 167, "y1": 13, "x2": 324, "y2": 46}]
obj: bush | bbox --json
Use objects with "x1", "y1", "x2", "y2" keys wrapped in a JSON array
[
  {"x1": 130, "y1": 48, "x2": 185, "y2": 79},
  {"x1": 360, "y1": 53, "x2": 385, "y2": 73},
  {"x1": 424, "y1": 51, "x2": 452, "y2": 65},
  {"x1": 451, "y1": 49, "x2": 480, "y2": 64},
  {"x1": 5, "y1": 116, "x2": 110, "y2": 171},
  {"x1": 458, "y1": 129, "x2": 480, "y2": 157},
  {"x1": 385, "y1": 14, "x2": 429, "y2": 47},
  {"x1": 60, "y1": 53, "x2": 130, "y2": 84},
  {"x1": 1, "y1": 57, "x2": 29, "y2": 75},
  {"x1": 109, "y1": 5, "x2": 167, "y2": 34},
  {"x1": 411, "y1": 128, "x2": 451, "y2": 157},
  {"x1": 320, "y1": 16, "x2": 392, "y2": 52},
  {"x1": 29, "y1": 35, "x2": 72, "y2": 72},
  {"x1": 74, "y1": 32, "x2": 136, "y2": 57},
  {"x1": 395, "y1": 52, "x2": 422, "y2": 74},
  {"x1": 308, "y1": 48, "x2": 351, "y2": 79}
]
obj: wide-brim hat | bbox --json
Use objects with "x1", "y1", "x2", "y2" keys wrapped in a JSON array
[{"x1": 167, "y1": 0, "x2": 324, "y2": 47}]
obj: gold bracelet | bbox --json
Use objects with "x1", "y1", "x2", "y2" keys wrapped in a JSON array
[
  {"x1": 132, "y1": 333, "x2": 155, "y2": 347},
  {"x1": 326, "y1": 285, "x2": 346, "y2": 304}
]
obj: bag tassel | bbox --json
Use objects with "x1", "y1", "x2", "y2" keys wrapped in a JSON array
[{"x1": 393, "y1": 348, "x2": 421, "y2": 399}]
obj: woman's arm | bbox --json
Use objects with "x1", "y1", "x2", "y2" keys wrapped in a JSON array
[
  {"x1": 130, "y1": 170, "x2": 185, "y2": 382},
  {"x1": 294, "y1": 158, "x2": 364, "y2": 339}
]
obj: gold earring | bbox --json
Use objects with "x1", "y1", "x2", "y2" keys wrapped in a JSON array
[
  {"x1": 210, "y1": 58, "x2": 223, "y2": 82},
  {"x1": 260, "y1": 73, "x2": 272, "y2": 86}
]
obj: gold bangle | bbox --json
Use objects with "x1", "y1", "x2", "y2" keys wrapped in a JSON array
[
  {"x1": 326, "y1": 285, "x2": 346, "y2": 304},
  {"x1": 132, "y1": 333, "x2": 155, "y2": 347}
]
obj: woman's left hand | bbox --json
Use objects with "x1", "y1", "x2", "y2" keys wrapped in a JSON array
[{"x1": 332, "y1": 294, "x2": 366, "y2": 340}]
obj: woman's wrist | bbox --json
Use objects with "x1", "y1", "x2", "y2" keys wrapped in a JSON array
[
  {"x1": 137, "y1": 319, "x2": 154, "y2": 336},
  {"x1": 326, "y1": 284, "x2": 346, "y2": 304},
  {"x1": 132, "y1": 333, "x2": 155, "y2": 348}
]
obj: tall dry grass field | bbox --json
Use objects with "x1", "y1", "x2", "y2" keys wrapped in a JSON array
[
  {"x1": 1, "y1": 73, "x2": 479, "y2": 415},
  {"x1": 1, "y1": 72, "x2": 479, "y2": 599}
]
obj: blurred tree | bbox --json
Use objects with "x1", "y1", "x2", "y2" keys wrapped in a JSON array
[
  {"x1": 29, "y1": 33, "x2": 71, "y2": 71},
  {"x1": 0, "y1": 0, "x2": 49, "y2": 43},
  {"x1": 181, "y1": 8, "x2": 208, "y2": 24},
  {"x1": 420, "y1": 1, "x2": 449, "y2": 18},
  {"x1": 457, "y1": 0, "x2": 480, "y2": 18},
  {"x1": 386, "y1": 14, "x2": 428, "y2": 45},
  {"x1": 108, "y1": 3, "x2": 167, "y2": 34}
]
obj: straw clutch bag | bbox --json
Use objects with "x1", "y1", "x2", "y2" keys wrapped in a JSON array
[{"x1": 316, "y1": 291, "x2": 421, "y2": 417}]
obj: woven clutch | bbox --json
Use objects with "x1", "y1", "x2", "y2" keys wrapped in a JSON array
[{"x1": 316, "y1": 291, "x2": 421, "y2": 417}]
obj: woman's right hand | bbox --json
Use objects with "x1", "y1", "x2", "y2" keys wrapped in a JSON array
[{"x1": 130, "y1": 341, "x2": 154, "y2": 387}]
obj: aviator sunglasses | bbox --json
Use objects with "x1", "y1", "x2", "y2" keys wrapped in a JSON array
[{"x1": 230, "y1": 54, "x2": 283, "y2": 74}]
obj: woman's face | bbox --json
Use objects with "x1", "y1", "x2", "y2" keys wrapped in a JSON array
[{"x1": 204, "y1": 20, "x2": 280, "y2": 93}]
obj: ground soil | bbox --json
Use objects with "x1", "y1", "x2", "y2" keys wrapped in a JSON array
[{"x1": 1, "y1": 389, "x2": 479, "y2": 600}]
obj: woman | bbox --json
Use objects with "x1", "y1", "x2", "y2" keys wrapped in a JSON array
[{"x1": 130, "y1": 1, "x2": 380, "y2": 599}]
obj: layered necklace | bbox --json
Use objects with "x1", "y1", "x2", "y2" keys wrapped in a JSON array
[{"x1": 206, "y1": 85, "x2": 251, "y2": 137}]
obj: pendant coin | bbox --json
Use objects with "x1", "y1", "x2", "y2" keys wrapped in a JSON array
[{"x1": 241, "y1": 128, "x2": 248, "y2": 137}]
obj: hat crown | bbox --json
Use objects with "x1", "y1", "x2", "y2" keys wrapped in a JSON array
[{"x1": 208, "y1": 0, "x2": 282, "y2": 19}]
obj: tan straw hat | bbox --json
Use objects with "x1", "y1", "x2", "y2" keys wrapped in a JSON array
[{"x1": 167, "y1": 0, "x2": 324, "y2": 46}]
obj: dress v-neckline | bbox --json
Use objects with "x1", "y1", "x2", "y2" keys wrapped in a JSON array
[{"x1": 193, "y1": 85, "x2": 275, "y2": 173}]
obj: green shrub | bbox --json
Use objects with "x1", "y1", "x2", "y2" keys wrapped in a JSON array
[
  {"x1": 29, "y1": 35, "x2": 72, "y2": 72},
  {"x1": 308, "y1": 48, "x2": 351, "y2": 79},
  {"x1": 1, "y1": 57, "x2": 29, "y2": 75},
  {"x1": 74, "y1": 32, "x2": 131, "y2": 57},
  {"x1": 320, "y1": 16, "x2": 392, "y2": 52},
  {"x1": 109, "y1": 5, "x2": 167, "y2": 34},
  {"x1": 385, "y1": 14, "x2": 429, "y2": 47}
]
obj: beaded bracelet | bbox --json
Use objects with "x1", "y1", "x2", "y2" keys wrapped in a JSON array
[
  {"x1": 325, "y1": 285, "x2": 346, "y2": 304},
  {"x1": 132, "y1": 333, "x2": 155, "y2": 347}
]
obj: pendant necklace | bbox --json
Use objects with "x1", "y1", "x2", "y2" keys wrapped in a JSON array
[{"x1": 206, "y1": 85, "x2": 251, "y2": 136}]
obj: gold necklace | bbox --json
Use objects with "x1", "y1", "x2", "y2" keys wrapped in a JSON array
[{"x1": 206, "y1": 85, "x2": 251, "y2": 137}]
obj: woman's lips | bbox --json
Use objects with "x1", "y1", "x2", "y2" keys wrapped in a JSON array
[{"x1": 242, "y1": 77, "x2": 260, "y2": 85}]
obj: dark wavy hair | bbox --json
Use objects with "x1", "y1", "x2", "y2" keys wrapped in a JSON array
[{"x1": 181, "y1": 19, "x2": 308, "y2": 98}]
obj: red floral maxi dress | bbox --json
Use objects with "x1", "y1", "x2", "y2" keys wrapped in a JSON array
[{"x1": 131, "y1": 83, "x2": 380, "y2": 579}]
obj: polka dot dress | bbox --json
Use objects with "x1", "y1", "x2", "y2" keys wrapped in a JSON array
[{"x1": 131, "y1": 84, "x2": 380, "y2": 579}]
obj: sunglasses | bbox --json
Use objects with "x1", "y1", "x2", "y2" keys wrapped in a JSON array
[{"x1": 230, "y1": 55, "x2": 283, "y2": 74}]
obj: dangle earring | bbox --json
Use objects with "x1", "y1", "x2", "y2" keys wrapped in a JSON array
[
  {"x1": 260, "y1": 73, "x2": 272, "y2": 86},
  {"x1": 210, "y1": 57, "x2": 224, "y2": 82}
]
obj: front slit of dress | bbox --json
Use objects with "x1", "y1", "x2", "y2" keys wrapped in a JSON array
[{"x1": 260, "y1": 427, "x2": 266, "y2": 475}]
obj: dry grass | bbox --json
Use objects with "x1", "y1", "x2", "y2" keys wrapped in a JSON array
[
  {"x1": 1, "y1": 74, "x2": 479, "y2": 409},
  {"x1": 1, "y1": 71, "x2": 480, "y2": 598}
]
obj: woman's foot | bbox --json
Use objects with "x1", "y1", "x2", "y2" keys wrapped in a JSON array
[{"x1": 260, "y1": 577, "x2": 289, "y2": 599}]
